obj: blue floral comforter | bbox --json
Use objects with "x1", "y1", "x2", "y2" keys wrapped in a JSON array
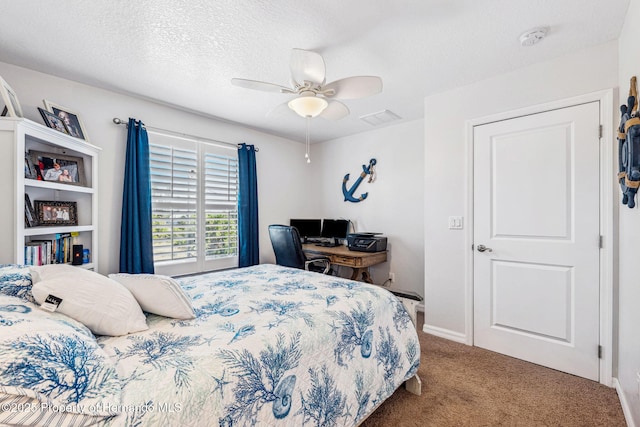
[{"x1": 99, "y1": 264, "x2": 420, "y2": 426}]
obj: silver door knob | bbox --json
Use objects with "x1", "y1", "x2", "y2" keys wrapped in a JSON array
[{"x1": 477, "y1": 244, "x2": 492, "y2": 252}]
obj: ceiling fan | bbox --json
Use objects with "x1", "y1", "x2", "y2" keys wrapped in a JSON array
[{"x1": 231, "y1": 48, "x2": 383, "y2": 120}]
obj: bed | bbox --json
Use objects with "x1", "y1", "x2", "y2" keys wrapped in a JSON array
[{"x1": 0, "y1": 263, "x2": 420, "y2": 426}]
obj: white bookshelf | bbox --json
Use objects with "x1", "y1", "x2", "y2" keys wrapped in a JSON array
[{"x1": 0, "y1": 118, "x2": 100, "y2": 269}]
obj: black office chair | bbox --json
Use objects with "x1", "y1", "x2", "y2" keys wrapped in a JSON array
[{"x1": 268, "y1": 224, "x2": 331, "y2": 274}]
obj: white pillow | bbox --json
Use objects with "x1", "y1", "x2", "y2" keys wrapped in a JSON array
[
  {"x1": 30, "y1": 264, "x2": 148, "y2": 336},
  {"x1": 108, "y1": 273, "x2": 195, "y2": 320},
  {"x1": 0, "y1": 295, "x2": 122, "y2": 425}
]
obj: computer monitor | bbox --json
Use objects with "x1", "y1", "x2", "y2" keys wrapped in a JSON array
[
  {"x1": 321, "y1": 219, "x2": 350, "y2": 246},
  {"x1": 289, "y1": 219, "x2": 322, "y2": 242}
]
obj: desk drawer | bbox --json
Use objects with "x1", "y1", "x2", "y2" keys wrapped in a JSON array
[{"x1": 332, "y1": 255, "x2": 357, "y2": 266}]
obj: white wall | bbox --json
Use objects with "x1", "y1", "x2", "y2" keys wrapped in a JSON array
[
  {"x1": 616, "y1": 1, "x2": 640, "y2": 423},
  {"x1": 423, "y1": 41, "x2": 618, "y2": 336},
  {"x1": 0, "y1": 61, "x2": 316, "y2": 275},
  {"x1": 312, "y1": 120, "x2": 425, "y2": 297}
]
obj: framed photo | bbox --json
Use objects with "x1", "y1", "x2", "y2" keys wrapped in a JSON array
[
  {"x1": 25, "y1": 194, "x2": 38, "y2": 227},
  {"x1": 34, "y1": 200, "x2": 77, "y2": 226},
  {"x1": 0, "y1": 76, "x2": 23, "y2": 118},
  {"x1": 24, "y1": 153, "x2": 40, "y2": 180},
  {"x1": 38, "y1": 107, "x2": 69, "y2": 135},
  {"x1": 29, "y1": 150, "x2": 86, "y2": 186},
  {"x1": 43, "y1": 100, "x2": 88, "y2": 140}
]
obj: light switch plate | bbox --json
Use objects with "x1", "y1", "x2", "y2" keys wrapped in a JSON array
[{"x1": 448, "y1": 216, "x2": 463, "y2": 230}]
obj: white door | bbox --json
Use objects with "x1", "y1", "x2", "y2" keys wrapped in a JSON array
[{"x1": 473, "y1": 101, "x2": 600, "y2": 381}]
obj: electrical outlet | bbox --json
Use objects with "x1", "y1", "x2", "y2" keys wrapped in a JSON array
[{"x1": 389, "y1": 272, "x2": 395, "y2": 283}]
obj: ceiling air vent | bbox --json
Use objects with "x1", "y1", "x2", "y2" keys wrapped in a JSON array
[{"x1": 360, "y1": 109, "x2": 402, "y2": 126}]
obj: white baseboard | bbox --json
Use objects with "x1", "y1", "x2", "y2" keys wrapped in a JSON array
[
  {"x1": 422, "y1": 323, "x2": 467, "y2": 344},
  {"x1": 614, "y1": 377, "x2": 637, "y2": 427}
]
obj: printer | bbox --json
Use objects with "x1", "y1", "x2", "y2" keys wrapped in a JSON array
[{"x1": 347, "y1": 233, "x2": 388, "y2": 252}]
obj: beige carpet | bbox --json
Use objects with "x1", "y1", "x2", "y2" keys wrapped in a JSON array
[{"x1": 362, "y1": 313, "x2": 626, "y2": 427}]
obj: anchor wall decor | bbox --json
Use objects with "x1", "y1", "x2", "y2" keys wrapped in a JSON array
[{"x1": 342, "y1": 158, "x2": 377, "y2": 203}]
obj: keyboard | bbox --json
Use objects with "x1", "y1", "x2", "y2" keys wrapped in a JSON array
[{"x1": 315, "y1": 242, "x2": 339, "y2": 247}]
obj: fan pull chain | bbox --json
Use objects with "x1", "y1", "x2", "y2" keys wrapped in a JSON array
[{"x1": 305, "y1": 117, "x2": 311, "y2": 163}]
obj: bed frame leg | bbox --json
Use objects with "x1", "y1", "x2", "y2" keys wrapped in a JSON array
[{"x1": 405, "y1": 374, "x2": 422, "y2": 395}]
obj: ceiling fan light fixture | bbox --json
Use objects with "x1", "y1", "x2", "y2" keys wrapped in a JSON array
[{"x1": 288, "y1": 93, "x2": 328, "y2": 118}]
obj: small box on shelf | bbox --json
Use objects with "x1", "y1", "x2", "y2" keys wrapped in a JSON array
[{"x1": 72, "y1": 244, "x2": 83, "y2": 265}]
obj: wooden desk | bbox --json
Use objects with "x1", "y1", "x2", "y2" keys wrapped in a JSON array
[{"x1": 302, "y1": 244, "x2": 387, "y2": 283}]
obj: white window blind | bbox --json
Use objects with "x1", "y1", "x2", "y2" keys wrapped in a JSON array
[
  {"x1": 204, "y1": 152, "x2": 238, "y2": 258},
  {"x1": 149, "y1": 132, "x2": 238, "y2": 275}
]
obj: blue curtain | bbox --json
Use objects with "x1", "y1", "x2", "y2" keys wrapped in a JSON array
[
  {"x1": 119, "y1": 118, "x2": 154, "y2": 273},
  {"x1": 238, "y1": 143, "x2": 259, "y2": 267}
]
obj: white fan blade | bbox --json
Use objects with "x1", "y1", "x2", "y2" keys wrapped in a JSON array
[
  {"x1": 290, "y1": 48, "x2": 326, "y2": 86},
  {"x1": 320, "y1": 100, "x2": 350, "y2": 120},
  {"x1": 323, "y1": 76, "x2": 382, "y2": 99},
  {"x1": 266, "y1": 101, "x2": 298, "y2": 118},
  {"x1": 231, "y1": 78, "x2": 293, "y2": 94}
]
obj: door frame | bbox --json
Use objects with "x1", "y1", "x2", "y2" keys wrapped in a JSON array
[{"x1": 463, "y1": 89, "x2": 614, "y2": 386}]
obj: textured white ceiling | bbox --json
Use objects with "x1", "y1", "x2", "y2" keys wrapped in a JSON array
[{"x1": 0, "y1": 0, "x2": 630, "y2": 142}]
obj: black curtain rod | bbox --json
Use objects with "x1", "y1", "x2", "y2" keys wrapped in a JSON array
[{"x1": 112, "y1": 118, "x2": 258, "y2": 151}]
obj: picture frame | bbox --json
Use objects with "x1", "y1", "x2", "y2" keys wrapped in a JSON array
[
  {"x1": 25, "y1": 194, "x2": 38, "y2": 227},
  {"x1": 24, "y1": 153, "x2": 40, "y2": 180},
  {"x1": 0, "y1": 75, "x2": 23, "y2": 118},
  {"x1": 43, "y1": 100, "x2": 88, "y2": 140},
  {"x1": 34, "y1": 200, "x2": 77, "y2": 226},
  {"x1": 38, "y1": 107, "x2": 69, "y2": 135},
  {"x1": 28, "y1": 150, "x2": 86, "y2": 186}
]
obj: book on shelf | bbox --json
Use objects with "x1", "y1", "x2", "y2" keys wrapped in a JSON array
[
  {"x1": 30, "y1": 240, "x2": 53, "y2": 265},
  {"x1": 55, "y1": 233, "x2": 72, "y2": 264},
  {"x1": 24, "y1": 233, "x2": 74, "y2": 266},
  {"x1": 24, "y1": 241, "x2": 48, "y2": 266}
]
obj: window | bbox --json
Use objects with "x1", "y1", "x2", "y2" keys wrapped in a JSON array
[{"x1": 149, "y1": 132, "x2": 238, "y2": 275}]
